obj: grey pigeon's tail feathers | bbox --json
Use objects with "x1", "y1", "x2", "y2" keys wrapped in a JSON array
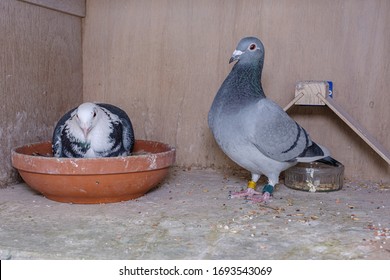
[
  {"x1": 296, "y1": 143, "x2": 331, "y2": 163},
  {"x1": 299, "y1": 142, "x2": 325, "y2": 158},
  {"x1": 315, "y1": 156, "x2": 342, "y2": 167},
  {"x1": 296, "y1": 143, "x2": 340, "y2": 166}
]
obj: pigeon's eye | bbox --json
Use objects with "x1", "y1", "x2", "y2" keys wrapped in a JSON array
[
  {"x1": 249, "y1": 43, "x2": 257, "y2": 51},
  {"x1": 93, "y1": 112, "x2": 97, "y2": 118}
]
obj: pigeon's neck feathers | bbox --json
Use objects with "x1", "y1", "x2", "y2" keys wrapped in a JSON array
[{"x1": 227, "y1": 61, "x2": 265, "y2": 99}]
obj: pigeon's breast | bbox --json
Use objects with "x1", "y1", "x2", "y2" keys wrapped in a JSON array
[
  {"x1": 87, "y1": 123, "x2": 115, "y2": 153},
  {"x1": 84, "y1": 148, "x2": 98, "y2": 158},
  {"x1": 209, "y1": 108, "x2": 248, "y2": 154},
  {"x1": 209, "y1": 101, "x2": 295, "y2": 175},
  {"x1": 215, "y1": 126, "x2": 294, "y2": 175}
]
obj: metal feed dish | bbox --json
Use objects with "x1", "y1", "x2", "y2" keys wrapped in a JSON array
[{"x1": 284, "y1": 161, "x2": 344, "y2": 192}]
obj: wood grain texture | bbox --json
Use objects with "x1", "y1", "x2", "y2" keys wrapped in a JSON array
[
  {"x1": 83, "y1": 0, "x2": 390, "y2": 181},
  {"x1": 294, "y1": 81, "x2": 328, "y2": 106},
  {"x1": 319, "y1": 95, "x2": 390, "y2": 165},
  {"x1": 19, "y1": 0, "x2": 85, "y2": 17},
  {"x1": 0, "y1": 0, "x2": 83, "y2": 186}
]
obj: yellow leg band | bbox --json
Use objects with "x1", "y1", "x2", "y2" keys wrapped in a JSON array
[{"x1": 247, "y1": 180, "x2": 257, "y2": 189}]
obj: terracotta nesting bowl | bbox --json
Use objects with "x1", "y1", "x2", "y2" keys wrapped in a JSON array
[{"x1": 11, "y1": 140, "x2": 175, "y2": 204}]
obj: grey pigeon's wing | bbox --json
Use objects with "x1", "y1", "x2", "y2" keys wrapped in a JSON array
[
  {"x1": 52, "y1": 107, "x2": 77, "y2": 157},
  {"x1": 249, "y1": 99, "x2": 313, "y2": 162},
  {"x1": 98, "y1": 103, "x2": 135, "y2": 153}
]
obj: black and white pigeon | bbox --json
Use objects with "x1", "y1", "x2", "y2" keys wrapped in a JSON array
[
  {"x1": 208, "y1": 36, "x2": 339, "y2": 203},
  {"x1": 52, "y1": 102, "x2": 135, "y2": 158}
]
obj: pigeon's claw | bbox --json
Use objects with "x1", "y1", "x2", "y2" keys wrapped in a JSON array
[
  {"x1": 250, "y1": 184, "x2": 274, "y2": 203},
  {"x1": 249, "y1": 192, "x2": 271, "y2": 204},
  {"x1": 229, "y1": 187, "x2": 261, "y2": 199},
  {"x1": 230, "y1": 183, "x2": 274, "y2": 204}
]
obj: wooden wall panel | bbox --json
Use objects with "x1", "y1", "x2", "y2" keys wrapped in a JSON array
[
  {"x1": 19, "y1": 0, "x2": 85, "y2": 17},
  {"x1": 83, "y1": 0, "x2": 390, "y2": 181},
  {"x1": 0, "y1": 0, "x2": 83, "y2": 187}
]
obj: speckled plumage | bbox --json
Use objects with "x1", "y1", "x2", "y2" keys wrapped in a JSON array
[
  {"x1": 53, "y1": 102, "x2": 134, "y2": 158},
  {"x1": 208, "y1": 37, "x2": 336, "y2": 202}
]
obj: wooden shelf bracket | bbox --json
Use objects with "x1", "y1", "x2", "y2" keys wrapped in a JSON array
[{"x1": 284, "y1": 81, "x2": 390, "y2": 165}]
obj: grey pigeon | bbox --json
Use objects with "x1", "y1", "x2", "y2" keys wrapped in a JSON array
[
  {"x1": 208, "y1": 37, "x2": 338, "y2": 202},
  {"x1": 53, "y1": 102, "x2": 135, "y2": 158}
]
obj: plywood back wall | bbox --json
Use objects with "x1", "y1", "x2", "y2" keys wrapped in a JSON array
[
  {"x1": 0, "y1": 0, "x2": 83, "y2": 187},
  {"x1": 83, "y1": 0, "x2": 390, "y2": 182}
]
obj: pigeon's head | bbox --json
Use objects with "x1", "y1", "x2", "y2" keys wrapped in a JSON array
[
  {"x1": 74, "y1": 102, "x2": 100, "y2": 139},
  {"x1": 229, "y1": 37, "x2": 265, "y2": 65}
]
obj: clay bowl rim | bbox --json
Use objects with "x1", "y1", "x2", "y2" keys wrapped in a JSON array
[{"x1": 11, "y1": 140, "x2": 176, "y2": 175}]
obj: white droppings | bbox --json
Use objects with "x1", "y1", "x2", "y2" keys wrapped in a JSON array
[{"x1": 148, "y1": 154, "x2": 158, "y2": 169}]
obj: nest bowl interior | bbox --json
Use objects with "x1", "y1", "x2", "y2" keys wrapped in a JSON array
[{"x1": 11, "y1": 140, "x2": 176, "y2": 204}]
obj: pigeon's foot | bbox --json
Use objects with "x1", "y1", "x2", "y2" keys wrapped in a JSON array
[
  {"x1": 249, "y1": 184, "x2": 274, "y2": 204},
  {"x1": 249, "y1": 192, "x2": 271, "y2": 203},
  {"x1": 229, "y1": 180, "x2": 260, "y2": 199},
  {"x1": 229, "y1": 187, "x2": 261, "y2": 199}
]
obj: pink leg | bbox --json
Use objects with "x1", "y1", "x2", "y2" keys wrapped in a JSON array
[{"x1": 230, "y1": 176, "x2": 261, "y2": 198}]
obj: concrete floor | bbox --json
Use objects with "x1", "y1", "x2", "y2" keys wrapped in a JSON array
[{"x1": 0, "y1": 167, "x2": 389, "y2": 260}]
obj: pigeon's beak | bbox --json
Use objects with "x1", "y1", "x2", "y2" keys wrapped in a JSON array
[
  {"x1": 82, "y1": 128, "x2": 89, "y2": 139},
  {"x1": 229, "y1": 50, "x2": 243, "y2": 63},
  {"x1": 80, "y1": 125, "x2": 92, "y2": 139}
]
